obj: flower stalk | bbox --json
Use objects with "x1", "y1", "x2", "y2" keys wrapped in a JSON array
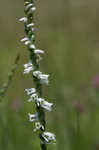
[
  {"x1": 0, "y1": 54, "x2": 20, "y2": 102},
  {"x1": 20, "y1": 0, "x2": 56, "y2": 149}
]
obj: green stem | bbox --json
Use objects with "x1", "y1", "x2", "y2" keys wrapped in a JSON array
[
  {"x1": 76, "y1": 112, "x2": 80, "y2": 136},
  {"x1": 76, "y1": 111, "x2": 81, "y2": 150},
  {"x1": 0, "y1": 54, "x2": 20, "y2": 102},
  {"x1": 24, "y1": 1, "x2": 47, "y2": 150}
]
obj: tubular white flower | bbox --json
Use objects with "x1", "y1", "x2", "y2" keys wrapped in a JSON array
[
  {"x1": 35, "y1": 98, "x2": 53, "y2": 111},
  {"x1": 29, "y1": 44, "x2": 36, "y2": 49},
  {"x1": 24, "y1": 61, "x2": 34, "y2": 74},
  {"x1": 42, "y1": 132, "x2": 56, "y2": 143},
  {"x1": 34, "y1": 49, "x2": 44, "y2": 54},
  {"x1": 33, "y1": 71, "x2": 42, "y2": 78},
  {"x1": 27, "y1": 23, "x2": 34, "y2": 28},
  {"x1": 33, "y1": 71, "x2": 49, "y2": 85},
  {"x1": 39, "y1": 74, "x2": 49, "y2": 80},
  {"x1": 39, "y1": 74, "x2": 49, "y2": 85},
  {"x1": 19, "y1": 17, "x2": 27, "y2": 23},
  {"x1": 25, "y1": 40, "x2": 31, "y2": 45},
  {"x1": 20, "y1": 37, "x2": 29, "y2": 42},
  {"x1": 24, "y1": 66, "x2": 34, "y2": 74},
  {"x1": 34, "y1": 122, "x2": 44, "y2": 132},
  {"x1": 40, "y1": 79, "x2": 49, "y2": 85},
  {"x1": 27, "y1": 7, "x2": 36, "y2": 15},
  {"x1": 31, "y1": 7, "x2": 36, "y2": 12},
  {"x1": 25, "y1": 3, "x2": 33, "y2": 12},
  {"x1": 40, "y1": 100, "x2": 53, "y2": 111},
  {"x1": 28, "y1": 112, "x2": 38, "y2": 122},
  {"x1": 24, "y1": 1, "x2": 29, "y2": 4},
  {"x1": 25, "y1": 88, "x2": 36, "y2": 95},
  {"x1": 24, "y1": 61, "x2": 32, "y2": 69},
  {"x1": 28, "y1": 93, "x2": 38, "y2": 102}
]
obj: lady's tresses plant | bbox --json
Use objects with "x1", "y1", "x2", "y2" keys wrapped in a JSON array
[{"x1": 19, "y1": 0, "x2": 56, "y2": 149}]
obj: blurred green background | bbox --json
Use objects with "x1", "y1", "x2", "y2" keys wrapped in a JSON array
[{"x1": 0, "y1": 0, "x2": 99, "y2": 150}]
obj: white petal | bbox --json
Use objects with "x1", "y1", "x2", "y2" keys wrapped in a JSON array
[
  {"x1": 21, "y1": 37, "x2": 29, "y2": 42},
  {"x1": 33, "y1": 71, "x2": 49, "y2": 85},
  {"x1": 28, "y1": 112, "x2": 38, "y2": 122},
  {"x1": 34, "y1": 49, "x2": 44, "y2": 54},
  {"x1": 42, "y1": 132, "x2": 56, "y2": 143},
  {"x1": 35, "y1": 98, "x2": 43, "y2": 107},
  {"x1": 39, "y1": 74, "x2": 49, "y2": 85},
  {"x1": 25, "y1": 40, "x2": 31, "y2": 45},
  {"x1": 34, "y1": 122, "x2": 44, "y2": 132},
  {"x1": 33, "y1": 71, "x2": 42, "y2": 78},
  {"x1": 19, "y1": 17, "x2": 27, "y2": 23},
  {"x1": 40, "y1": 74, "x2": 49, "y2": 80},
  {"x1": 25, "y1": 88, "x2": 36, "y2": 95},
  {"x1": 27, "y1": 7, "x2": 36, "y2": 15},
  {"x1": 35, "y1": 98, "x2": 53, "y2": 111},
  {"x1": 31, "y1": 7, "x2": 36, "y2": 13},
  {"x1": 40, "y1": 79, "x2": 49, "y2": 85},
  {"x1": 41, "y1": 100, "x2": 53, "y2": 111},
  {"x1": 27, "y1": 23, "x2": 34, "y2": 28},
  {"x1": 24, "y1": 61, "x2": 32, "y2": 69},
  {"x1": 28, "y1": 93, "x2": 38, "y2": 102},
  {"x1": 29, "y1": 44, "x2": 36, "y2": 49},
  {"x1": 25, "y1": 3, "x2": 33, "y2": 12},
  {"x1": 24, "y1": 66, "x2": 34, "y2": 74}
]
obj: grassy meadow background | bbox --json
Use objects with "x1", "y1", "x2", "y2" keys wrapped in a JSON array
[{"x1": 0, "y1": 0, "x2": 99, "y2": 150}]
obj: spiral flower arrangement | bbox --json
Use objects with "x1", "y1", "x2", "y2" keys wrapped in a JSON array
[{"x1": 19, "y1": 0, "x2": 56, "y2": 149}]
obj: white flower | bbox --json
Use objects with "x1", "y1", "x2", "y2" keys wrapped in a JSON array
[
  {"x1": 35, "y1": 98, "x2": 53, "y2": 111},
  {"x1": 25, "y1": 40, "x2": 31, "y2": 45},
  {"x1": 34, "y1": 122, "x2": 44, "y2": 132},
  {"x1": 24, "y1": 66, "x2": 33, "y2": 74},
  {"x1": 33, "y1": 71, "x2": 49, "y2": 85},
  {"x1": 19, "y1": 17, "x2": 27, "y2": 23},
  {"x1": 29, "y1": 44, "x2": 36, "y2": 49},
  {"x1": 28, "y1": 93, "x2": 38, "y2": 102},
  {"x1": 39, "y1": 74, "x2": 49, "y2": 80},
  {"x1": 25, "y1": 3, "x2": 33, "y2": 12},
  {"x1": 42, "y1": 132, "x2": 56, "y2": 143},
  {"x1": 31, "y1": 28, "x2": 35, "y2": 32},
  {"x1": 41, "y1": 100, "x2": 53, "y2": 111},
  {"x1": 20, "y1": 37, "x2": 31, "y2": 46},
  {"x1": 20, "y1": 37, "x2": 29, "y2": 42},
  {"x1": 27, "y1": 7, "x2": 36, "y2": 15},
  {"x1": 39, "y1": 74, "x2": 49, "y2": 85},
  {"x1": 34, "y1": 49, "x2": 44, "y2": 54},
  {"x1": 25, "y1": 88, "x2": 36, "y2": 95},
  {"x1": 27, "y1": 23, "x2": 34, "y2": 28},
  {"x1": 28, "y1": 113, "x2": 38, "y2": 122},
  {"x1": 24, "y1": 61, "x2": 34, "y2": 74},
  {"x1": 33, "y1": 71, "x2": 42, "y2": 78},
  {"x1": 35, "y1": 97, "x2": 43, "y2": 107},
  {"x1": 24, "y1": 61, "x2": 32, "y2": 69},
  {"x1": 31, "y1": 7, "x2": 36, "y2": 12}
]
